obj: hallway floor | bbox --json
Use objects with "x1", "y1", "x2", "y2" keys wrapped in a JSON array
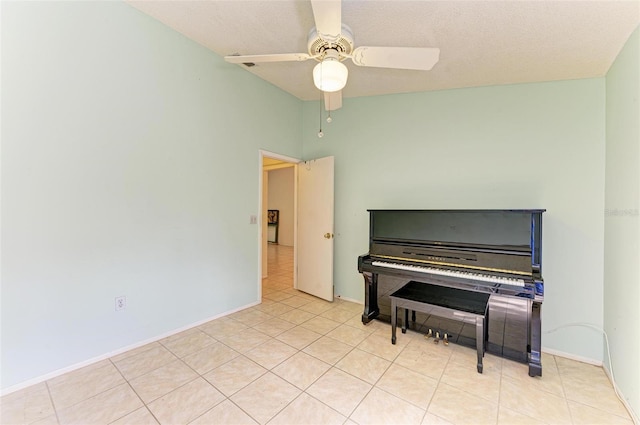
[{"x1": 1, "y1": 244, "x2": 634, "y2": 424}]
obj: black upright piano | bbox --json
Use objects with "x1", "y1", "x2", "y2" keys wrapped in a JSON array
[{"x1": 358, "y1": 209, "x2": 545, "y2": 377}]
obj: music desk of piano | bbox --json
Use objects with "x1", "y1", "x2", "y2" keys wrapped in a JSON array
[{"x1": 358, "y1": 209, "x2": 545, "y2": 377}]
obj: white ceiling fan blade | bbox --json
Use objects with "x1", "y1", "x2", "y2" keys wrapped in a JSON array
[
  {"x1": 324, "y1": 90, "x2": 342, "y2": 111},
  {"x1": 224, "y1": 53, "x2": 313, "y2": 64},
  {"x1": 350, "y1": 46, "x2": 440, "y2": 71},
  {"x1": 311, "y1": 0, "x2": 341, "y2": 41}
]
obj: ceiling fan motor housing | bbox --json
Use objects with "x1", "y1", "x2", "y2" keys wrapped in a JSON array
[{"x1": 307, "y1": 24, "x2": 354, "y2": 61}]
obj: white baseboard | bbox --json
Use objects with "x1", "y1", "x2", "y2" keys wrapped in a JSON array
[
  {"x1": 541, "y1": 347, "x2": 603, "y2": 366},
  {"x1": 0, "y1": 301, "x2": 259, "y2": 397},
  {"x1": 334, "y1": 294, "x2": 363, "y2": 305}
]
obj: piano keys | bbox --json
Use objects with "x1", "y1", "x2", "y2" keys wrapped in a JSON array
[{"x1": 358, "y1": 209, "x2": 545, "y2": 377}]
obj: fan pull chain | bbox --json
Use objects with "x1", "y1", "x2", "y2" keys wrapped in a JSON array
[{"x1": 318, "y1": 93, "x2": 324, "y2": 138}]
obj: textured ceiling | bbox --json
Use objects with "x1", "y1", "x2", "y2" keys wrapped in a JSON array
[{"x1": 127, "y1": 1, "x2": 640, "y2": 101}]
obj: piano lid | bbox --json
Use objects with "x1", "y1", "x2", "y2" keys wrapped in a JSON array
[{"x1": 369, "y1": 209, "x2": 545, "y2": 252}]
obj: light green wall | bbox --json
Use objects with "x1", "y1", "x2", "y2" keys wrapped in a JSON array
[
  {"x1": 302, "y1": 79, "x2": 607, "y2": 362},
  {"x1": 0, "y1": 1, "x2": 301, "y2": 389},
  {"x1": 604, "y1": 26, "x2": 639, "y2": 418}
]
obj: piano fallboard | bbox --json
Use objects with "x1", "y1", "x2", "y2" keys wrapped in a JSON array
[
  {"x1": 370, "y1": 241, "x2": 534, "y2": 276},
  {"x1": 359, "y1": 255, "x2": 536, "y2": 299}
]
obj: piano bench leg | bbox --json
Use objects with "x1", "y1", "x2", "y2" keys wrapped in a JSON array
[
  {"x1": 476, "y1": 316, "x2": 485, "y2": 374},
  {"x1": 391, "y1": 300, "x2": 398, "y2": 345},
  {"x1": 402, "y1": 308, "x2": 408, "y2": 334}
]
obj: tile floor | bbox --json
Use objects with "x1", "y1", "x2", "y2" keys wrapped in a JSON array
[{"x1": 1, "y1": 244, "x2": 635, "y2": 425}]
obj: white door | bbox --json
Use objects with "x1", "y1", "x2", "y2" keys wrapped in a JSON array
[{"x1": 296, "y1": 156, "x2": 334, "y2": 301}]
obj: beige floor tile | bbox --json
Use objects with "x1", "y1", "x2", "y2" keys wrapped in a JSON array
[
  {"x1": 228, "y1": 309, "x2": 274, "y2": 326},
  {"x1": 190, "y1": 399, "x2": 259, "y2": 425},
  {"x1": 203, "y1": 355, "x2": 267, "y2": 396},
  {"x1": 560, "y1": 366, "x2": 630, "y2": 418},
  {"x1": 496, "y1": 406, "x2": 543, "y2": 425},
  {"x1": 358, "y1": 332, "x2": 408, "y2": 361},
  {"x1": 500, "y1": 375, "x2": 571, "y2": 424},
  {"x1": 306, "y1": 368, "x2": 372, "y2": 417},
  {"x1": 199, "y1": 317, "x2": 249, "y2": 339},
  {"x1": 326, "y1": 324, "x2": 371, "y2": 347},
  {"x1": 251, "y1": 317, "x2": 296, "y2": 337},
  {"x1": 48, "y1": 361, "x2": 125, "y2": 410},
  {"x1": 128, "y1": 360, "x2": 198, "y2": 403},
  {"x1": 255, "y1": 302, "x2": 295, "y2": 317},
  {"x1": 217, "y1": 328, "x2": 271, "y2": 353},
  {"x1": 268, "y1": 393, "x2": 346, "y2": 425},
  {"x1": 299, "y1": 316, "x2": 341, "y2": 335},
  {"x1": 245, "y1": 338, "x2": 297, "y2": 369},
  {"x1": 56, "y1": 383, "x2": 142, "y2": 425},
  {"x1": 376, "y1": 364, "x2": 438, "y2": 409},
  {"x1": 263, "y1": 291, "x2": 295, "y2": 302},
  {"x1": 298, "y1": 300, "x2": 335, "y2": 315},
  {"x1": 335, "y1": 348, "x2": 391, "y2": 384},
  {"x1": 351, "y1": 387, "x2": 426, "y2": 425},
  {"x1": 334, "y1": 301, "x2": 364, "y2": 314},
  {"x1": 110, "y1": 407, "x2": 159, "y2": 425},
  {"x1": 448, "y1": 343, "x2": 503, "y2": 372},
  {"x1": 159, "y1": 327, "x2": 200, "y2": 346},
  {"x1": 159, "y1": 329, "x2": 216, "y2": 358},
  {"x1": 394, "y1": 338, "x2": 452, "y2": 381},
  {"x1": 147, "y1": 377, "x2": 225, "y2": 424},
  {"x1": 0, "y1": 382, "x2": 55, "y2": 425},
  {"x1": 440, "y1": 355, "x2": 501, "y2": 403},
  {"x1": 30, "y1": 414, "x2": 59, "y2": 425},
  {"x1": 320, "y1": 307, "x2": 358, "y2": 323},
  {"x1": 501, "y1": 356, "x2": 564, "y2": 398},
  {"x1": 567, "y1": 400, "x2": 634, "y2": 424},
  {"x1": 280, "y1": 296, "x2": 313, "y2": 308},
  {"x1": 110, "y1": 343, "x2": 162, "y2": 363},
  {"x1": 278, "y1": 308, "x2": 316, "y2": 325},
  {"x1": 230, "y1": 373, "x2": 301, "y2": 424},
  {"x1": 421, "y1": 412, "x2": 455, "y2": 424},
  {"x1": 272, "y1": 351, "x2": 331, "y2": 390},
  {"x1": 302, "y1": 336, "x2": 353, "y2": 365},
  {"x1": 181, "y1": 341, "x2": 240, "y2": 375},
  {"x1": 344, "y1": 313, "x2": 373, "y2": 329},
  {"x1": 275, "y1": 326, "x2": 322, "y2": 350},
  {"x1": 113, "y1": 344, "x2": 177, "y2": 380},
  {"x1": 428, "y1": 383, "x2": 498, "y2": 425}
]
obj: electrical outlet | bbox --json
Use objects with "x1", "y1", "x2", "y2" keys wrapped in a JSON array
[
  {"x1": 250, "y1": 215, "x2": 257, "y2": 224},
  {"x1": 115, "y1": 296, "x2": 126, "y2": 311}
]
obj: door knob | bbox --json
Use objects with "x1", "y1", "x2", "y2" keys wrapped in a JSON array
[{"x1": 324, "y1": 233, "x2": 334, "y2": 239}]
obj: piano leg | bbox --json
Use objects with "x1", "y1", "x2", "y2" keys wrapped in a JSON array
[
  {"x1": 362, "y1": 272, "x2": 380, "y2": 324},
  {"x1": 528, "y1": 301, "x2": 543, "y2": 377}
]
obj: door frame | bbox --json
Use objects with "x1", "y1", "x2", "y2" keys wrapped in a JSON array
[{"x1": 258, "y1": 150, "x2": 300, "y2": 300}]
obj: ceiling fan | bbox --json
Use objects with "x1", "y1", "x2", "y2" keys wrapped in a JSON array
[{"x1": 224, "y1": 0, "x2": 440, "y2": 111}]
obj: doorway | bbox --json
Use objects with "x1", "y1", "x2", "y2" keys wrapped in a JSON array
[{"x1": 260, "y1": 151, "x2": 298, "y2": 300}]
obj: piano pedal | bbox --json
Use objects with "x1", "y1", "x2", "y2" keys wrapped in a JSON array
[
  {"x1": 424, "y1": 329, "x2": 433, "y2": 339},
  {"x1": 434, "y1": 331, "x2": 440, "y2": 344},
  {"x1": 443, "y1": 333, "x2": 449, "y2": 346}
]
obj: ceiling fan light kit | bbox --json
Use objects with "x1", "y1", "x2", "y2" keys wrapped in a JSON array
[{"x1": 313, "y1": 51, "x2": 348, "y2": 92}]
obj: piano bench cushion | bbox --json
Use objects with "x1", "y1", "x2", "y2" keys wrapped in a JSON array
[{"x1": 390, "y1": 281, "x2": 490, "y2": 316}]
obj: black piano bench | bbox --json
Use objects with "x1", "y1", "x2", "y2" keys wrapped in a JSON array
[{"x1": 389, "y1": 281, "x2": 490, "y2": 374}]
